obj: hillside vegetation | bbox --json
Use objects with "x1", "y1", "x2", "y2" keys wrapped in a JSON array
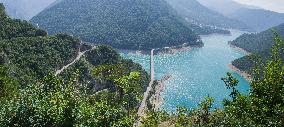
[
  {"x1": 31, "y1": 0, "x2": 205, "y2": 50},
  {"x1": 231, "y1": 23, "x2": 284, "y2": 72},
  {"x1": 0, "y1": 4, "x2": 149, "y2": 126}
]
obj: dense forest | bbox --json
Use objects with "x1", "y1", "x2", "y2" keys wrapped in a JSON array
[
  {"x1": 0, "y1": 3, "x2": 80, "y2": 83},
  {"x1": 30, "y1": 0, "x2": 207, "y2": 50},
  {"x1": 231, "y1": 23, "x2": 284, "y2": 73},
  {"x1": 0, "y1": 4, "x2": 150, "y2": 126}
]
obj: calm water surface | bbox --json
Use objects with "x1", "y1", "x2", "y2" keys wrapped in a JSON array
[{"x1": 121, "y1": 30, "x2": 250, "y2": 112}]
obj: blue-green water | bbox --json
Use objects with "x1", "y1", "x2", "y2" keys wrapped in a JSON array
[{"x1": 121, "y1": 30, "x2": 250, "y2": 112}]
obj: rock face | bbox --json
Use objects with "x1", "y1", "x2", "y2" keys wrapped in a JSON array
[{"x1": 31, "y1": 0, "x2": 203, "y2": 50}]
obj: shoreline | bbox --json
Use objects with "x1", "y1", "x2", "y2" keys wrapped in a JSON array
[
  {"x1": 228, "y1": 63, "x2": 252, "y2": 82},
  {"x1": 151, "y1": 74, "x2": 172, "y2": 110},
  {"x1": 119, "y1": 44, "x2": 203, "y2": 56},
  {"x1": 228, "y1": 43, "x2": 251, "y2": 55},
  {"x1": 118, "y1": 46, "x2": 193, "y2": 56},
  {"x1": 156, "y1": 45, "x2": 193, "y2": 55}
]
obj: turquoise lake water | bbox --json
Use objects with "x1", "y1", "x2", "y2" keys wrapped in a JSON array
[{"x1": 121, "y1": 30, "x2": 250, "y2": 112}]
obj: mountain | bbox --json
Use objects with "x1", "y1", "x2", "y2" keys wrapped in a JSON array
[
  {"x1": 0, "y1": 0, "x2": 56, "y2": 20},
  {"x1": 197, "y1": 0, "x2": 260, "y2": 16},
  {"x1": 231, "y1": 23, "x2": 284, "y2": 73},
  {"x1": 165, "y1": 0, "x2": 249, "y2": 31},
  {"x1": 229, "y1": 8, "x2": 284, "y2": 32},
  {"x1": 198, "y1": 0, "x2": 284, "y2": 32},
  {"x1": 31, "y1": 0, "x2": 205, "y2": 50}
]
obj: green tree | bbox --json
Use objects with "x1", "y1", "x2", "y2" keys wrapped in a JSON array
[
  {"x1": 0, "y1": 65, "x2": 18, "y2": 99},
  {"x1": 221, "y1": 73, "x2": 239, "y2": 101}
]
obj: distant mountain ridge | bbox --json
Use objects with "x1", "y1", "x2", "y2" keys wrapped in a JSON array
[
  {"x1": 31, "y1": 0, "x2": 205, "y2": 50},
  {"x1": 198, "y1": 0, "x2": 284, "y2": 32},
  {"x1": 165, "y1": 0, "x2": 250, "y2": 31},
  {"x1": 229, "y1": 8, "x2": 284, "y2": 32},
  {"x1": 0, "y1": 0, "x2": 56, "y2": 20},
  {"x1": 198, "y1": 0, "x2": 261, "y2": 16}
]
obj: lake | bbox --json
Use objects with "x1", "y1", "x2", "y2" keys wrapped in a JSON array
[{"x1": 121, "y1": 30, "x2": 250, "y2": 112}]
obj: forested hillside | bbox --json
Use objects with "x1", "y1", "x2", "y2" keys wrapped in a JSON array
[
  {"x1": 231, "y1": 23, "x2": 284, "y2": 73},
  {"x1": 0, "y1": 4, "x2": 150, "y2": 126},
  {"x1": 31, "y1": 0, "x2": 205, "y2": 50},
  {"x1": 231, "y1": 23, "x2": 284, "y2": 53},
  {"x1": 0, "y1": 4, "x2": 80, "y2": 83},
  {"x1": 165, "y1": 0, "x2": 249, "y2": 31}
]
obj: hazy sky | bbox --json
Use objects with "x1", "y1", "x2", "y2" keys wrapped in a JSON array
[{"x1": 234, "y1": 0, "x2": 284, "y2": 13}]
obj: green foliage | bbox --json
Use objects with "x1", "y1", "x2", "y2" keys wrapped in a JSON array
[
  {"x1": 115, "y1": 72, "x2": 143, "y2": 114},
  {"x1": 93, "y1": 64, "x2": 146, "y2": 112},
  {"x1": 141, "y1": 109, "x2": 169, "y2": 127},
  {"x1": 231, "y1": 24, "x2": 284, "y2": 53},
  {"x1": 0, "y1": 65, "x2": 18, "y2": 99},
  {"x1": 221, "y1": 73, "x2": 239, "y2": 101},
  {"x1": 0, "y1": 7, "x2": 81, "y2": 84},
  {"x1": 31, "y1": 0, "x2": 203, "y2": 50},
  {"x1": 0, "y1": 33, "x2": 80, "y2": 83},
  {"x1": 0, "y1": 6, "x2": 150, "y2": 127},
  {"x1": 0, "y1": 73, "x2": 136, "y2": 127},
  {"x1": 86, "y1": 45, "x2": 121, "y2": 66}
]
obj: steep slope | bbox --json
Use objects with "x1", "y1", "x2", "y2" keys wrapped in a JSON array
[
  {"x1": 198, "y1": 0, "x2": 284, "y2": 32},
  {"x1": 31, "y1": 0, "x2": 203, "y2": 50},
  {"x1": 231, "y1": 23, "x2": 284, "y2": 53},
  {"x1": 0, "y1": 0, "x2": 56, "y2": 20},
  {"x1": 0, "y1": 3, "x2": 81, "y2": 83},
  {"x1": 231, "y1": 23, "x2": 284, "y2": 73},
  {"x1": 165, "y1": 0, "x2": 249, "y2": 31}
]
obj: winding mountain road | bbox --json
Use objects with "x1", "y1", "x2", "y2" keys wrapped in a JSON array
[{"x1": 55, "y1": 46, "x2": 96, "y2": 76}]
